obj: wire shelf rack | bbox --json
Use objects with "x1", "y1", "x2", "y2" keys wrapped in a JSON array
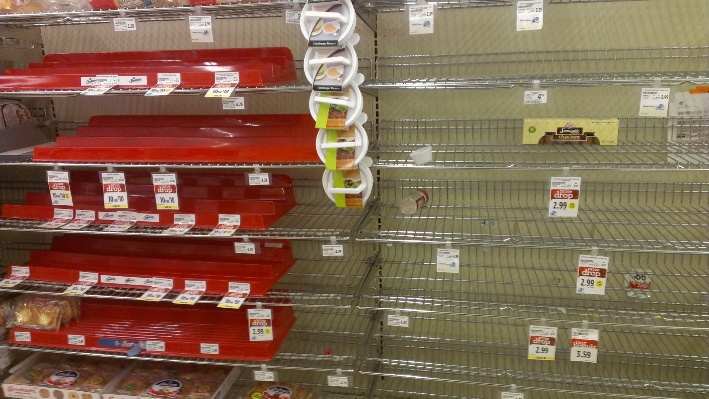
[
  {"x1": 360, "y1": 312, "x2": 709, "y2": 399},
  {"x1": 370, "y1": 46, "x2": 709, "y2": 89},
  {"x1": 358, "y1": 180, "x2": 709, "y2": 253},
  {"x1": 232, "y1": 369, "x2": 372, "y2": 398},
  {"x1": 355, "y1": 0, "x2": 650, "y2": 13},
  {"x1": 374, "y1": 118, "x2": 709, "y2": 170}
]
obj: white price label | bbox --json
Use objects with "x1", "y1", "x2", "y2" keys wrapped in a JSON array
[
  {"x1": 47, "y1": 171, "x2": 72, "y2": 206},
  {"x1": 0, "y1": 266, "x2": 30, "y2": 288},
  {"x1": 327, "y1": 376, "x2": 349, "y2": 387},
  {"x1": 576, "y1": 255, "x2": 609, "y2": 295},
  {"x1": 322, "y1": 244, "x2": 344, "y2": 257},
  {"x1": 64, "y1": 272, "x2": 99, "y2": 295},
  {"x1": 222, "y1": 97, "x2": 245, "y2": 110},
  {"x1": 409, "y1": 4, "x2": 434, "y2": 35},
  {"x1": 140, "y1": 278, "x2": 173, "y2": 301},
  {"x1": 68, "y1": 334, "x2": 86, "y2": 346},
  {"x1": 80, "y1": 75, "x2": 118, "y2": 95},
  {"x1": 103, "y1": 211, "x2": 137, "y2": 232},
  {"x1": 248, "y1": 308, "x2": 273, "y2": 341},
  {"x1": 625, "y1": 268, "x2": 652, "y2": 298},
  {"x1": 152, "y1": 173, "x2": 179, "y2": 210},
  {"x1": 248, "y1": 173, "x2": 271, "y2": 186},
  {"x1": 436, "y1": 248, "x2": 460, "y2": 273},
  {"x1": 189, "y1": 15, "x2": 214, "y2": 43},
  {"x1": 146, "y1": 340, "x2": 165, "y2": 352},
  {"x1": 61, "y1": 210, "x2": 96, "y2": 230},
  {"x1": 209, "y1": 214, "x2": 241, "y2": 236},
  {"x1": 387, "y1": 315, "x2": 410, "y2": 327},
  {"x1": 285, "y1": 10, "x2": 301, "y2": 24},
  {"x1": 524, "y1": 90, "x2": 547, "y2": 104},
  {"x1": 639, "y1": 88, "x2": 670, "y2": 117},
  {"x1": 38, "y1": 209, "x2": 73, "y2": 228},
  {"x1": 173, "y1": 280, "x2": 206, "y2": 305},
  {"x1": 162, "y1": 214, "x2": 195, "y2": 235},
  {"x1": 234, "y1": 242, "x2": 258, "y2": 254},
  {"x1": 113, "y1": 17, "x2": 136, "y2": 31},
  {"x1": 14, "y1": 331, "x2": 31, "y2": 342},
  {"x1": 570, "y1": 328, "x2": 599, "y2": 363},
  {"x1": 501, "y1": 393, "x2": 524, "y2": 399},
  {"x1": 101, "y1": 172, "x2": 128, "y2": 209},
  {"x1": 549, "y1": 176, "x2": 581, "y2": 217},
  {"x1": 200, "y1": 343, "x2": 220, "y2": 355},
  {"x1": 206, "y1": 72, "x2": 239, "y2": 98},
  {"x1": 145, "y1": 73, "x2": 180, "y2": 96},
  {"x1": 254, "y1": 370, "x2": 276, "y2": 381},
  {"x1": 218, "y1": 282, "x2": 250, "y2": 309},
  {"x1": 517, "y1": 0, "x2": 543, "y2": 31},
  {"x1": 528, "y1": 325, "x2": 557, "y2": 360}
]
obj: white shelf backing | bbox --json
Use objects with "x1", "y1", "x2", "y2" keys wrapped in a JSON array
[
  {"x1": 358, "y1": 179, "x2": 709, "y2": 253},
  {"x1": 375, "y1": 117, "x2": 709, "y2": 170},
  {"x1": 370, "y1": 46, "x2": 709, "y2": 89},
  {"x1": 359, "y1": 245, "x2": 709, "y2": 318},
  {"x1": 0, "y1": 241, "x2": 379, "y2": 308},
  {"x1": 360, "y1": 312, "x2": 709, "y2": 399}
]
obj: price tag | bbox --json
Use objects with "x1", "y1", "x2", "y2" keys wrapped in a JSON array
[
  {"x1": 624, "y1": 268, "x2": 652, "y2": 298},
  {"x1": 327, "y1": 375, "x2": 349, "y2": 387},
  {"x1": 285, "y1": 10, "x2": 301, "y2": 24},
  {"x1": 524, "y1": 90, "x2": 547, "y2": 104},
  {"x1": 145, "y1": 73, "x2": 181, "y2": 96},
  {"x1": 152, "y1": 173, "x2": 179, "y2": 210},
  {"x1": 436, "y1": 248, "x2": 460, "y2": 273},
  {"x1": 80, "y1": 75, "x2": 118, "y2": 95},
  {"x1": 205, "y1": 72, "x2": 239, "y2": 98},
  {"x1": 570, "y1": 328, "x2": 599, "y2": 363},
  {"x1": 548, "y1": 176, "x2": 581, "y2": 217},
  {"x1": 103, "y1": 211, "x2": 137, "y2": 232},
  {"x1": 234, "y1": 242, "x2": 259, "y2": 254},
  {"x1": 517, "y1": 0, "x2": 543, "y2": 31},
  {"x1": 322, "y1": 244, "x2": 344, "y2": 257},
  {"x1": 222, "y1": 97, "x2": 245, "y2": 110},
  {"x1": 47, "y1": 171, "x2": 72, "y2": 206},
  {"x1": 387, "y1": 315, "x2": 410, "y2": 327},
  {"x1": 173, "y1": 280, "x2": 206, "y2": 305},
  {"x1": 38, "y1": 208, "x2": 73, "y2": 228},
  {"x1": 14, "y1": 331, "x2": 31, "y2": 342},
  {"x1": 409, "y1": 4, "x2": 434, "y2": 35},
  {"x1": 61, "y1": 210, "x2": 96, "y2": 230},
  {"x1": 145, "y1": 340, "x2": 165, "y2": 352},
  {"x1": 163, "y1": 214, "x2": 195, "y2": 235},
  {"x1": 501, "y1": 393, "x2": 524, "y2": 399},
  {"x1": 200, "y1": 343, "x2": 219, "y2": 355},
  {"x1": 254, "y1": 370, "x2": 275, "y2": 381},
  {"x1": 140, "y1": 278, "x2": 173, "y2": 301},
  {"x1": 218, "y1": 282, "x2": 251, "y2": 309},
  {"x1": 248, "y1": 308, "x2": 273, "y2": 341},
  {"x1": 528, "y1": 325, "x2": 557, "y2": 360},
  {"x1": 113, "y1": 17, "x2": 136, "y2": 31},
  {"x1": 64, "y1": 272, "x2": 99, "y2": 295},
  {"x1": 101, "y1": 172, "x2": 128, "y2": 209},
  {"x1": 576, "y1": 255, "x2": 609, "y2": 295},
  {"x1": 189, "y1": 15, "x2": 214, "y2": 43},
  {"x1": 209, "y1": 214, "x2": 241, "y2": 236},
  {"x1": 0, "y1": 266, "x2": 30, "y2": 288},
  {"x1": 639, "y1": 88, "x2": 670, "y2": 117},
  {"x1": 248, "y1": 172, "x2": 271, "y2": 186},
  {"x1": 68, "y1": 335, "x2": 86, "y2": 346}
]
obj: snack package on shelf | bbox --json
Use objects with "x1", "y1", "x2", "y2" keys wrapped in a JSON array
[
  {"x1": 2, "y1": 353, "x2": 130, "y2": 399},
  {"x1": 105, "y1": 363, "x2": 239, "y2": 399},
  {"x1": 241, "y1": 382, "x2": 319, "y2": 399},
  {"x1": 9, "y1": 295, "x2": 81, "y2": 332}
]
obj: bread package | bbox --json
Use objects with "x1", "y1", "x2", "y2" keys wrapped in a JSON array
[
  {"x1": 111, "y1": 363, "x2": 231, "y2": 399},
  {"x1": 242, "y1": 383, "x2": 318, "y2": 399},
  {"x1": 10, "y1": 295, "x2": 81, "y2": 331}
]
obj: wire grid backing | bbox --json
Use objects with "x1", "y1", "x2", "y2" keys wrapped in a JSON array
[
  {"x1": 360, "y1": 312, "x2": 708, "y2": 399},
  {"x1": 374, "y1": 117, "x2": 709, "y2": 170},
  {"x1": 372, "y1": 46, "x2": 709, "y2": 87},
  {"x1": 356, "y1": 0, "x2": 651, "y2": 13},
  {"x1": 357, "y1": 179, "x2": 708, "y2": 253},
  {"x1": 358, "y1": 244, "x2": 709, "y2": 318},
  {"x1": 0, "y1": 241, "x2": 379, "y2": 308},
  {"x1": 232, "y1": 368, "x2": 372, "y2": 398}
]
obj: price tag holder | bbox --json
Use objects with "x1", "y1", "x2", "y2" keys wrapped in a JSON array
[
  {"x1": 322, "y1": 244, "x2": 344, "y2": 257},
  {"x1": 200, "y1": 343, "x2": 219, "y2": 355},
  {"x1": 327, "y1": 375, "x2": 350, "y2": 387},
  {"x1": 285, "y1": 10, "x2": 301, "y2": 24},
  {"x1": 47, "y1": 170, "x2": 72, "y2": 206},
  {"x1": 189, "y1": 15, "x2": 214, "y2": 43},
  {"x1": 548, "y1": 176, "x2": 581, "y2": 217},
  {"x1": 217, "y1": 282, "x2": 251, "y2": 309},
  {"x1": 235, "y1": 241, "x2": 260, "y2": 255},
  {"x1": 436, "y1": 248, "x2": 460, "y2": 273},
  {"x1": 253, "y1": 370, "x2": 276, "y2": 381},
  {"x1": 163, "y1": 214, "x2": 195, "y2": 235},
  {"x1": 173, "y1": 280, "x2": 206, "y2": 305},
  {"x1": 67, "y1": 334, "x2": 85, "y2": 346},
  {"x1": 206, "y1": 72, "x2": 239, "y2": 98},
  {"x1": 517, "y1": 0, "x2": 543, "y2": 31},
  {"x1": 524, "y1": 90, "x2": 547, "y2": 104},
  {"x1": 222, "y1": 97, "x2": 245, "y2": 110},
  {"x1": 528, "y1": 325, "x2": 557, "y2": 360},
  {"x1": 248, "y1": 308, "x2": 273, "y2": 341},
  {"x1": 247, "y1": 172, "x2": 271, "y2": 186},
  {"x1": 576, "y1": 255, "x2": 609, "y2": 295},
  {"x1": 113, "y1": 17, "x2": 136, "y2": 31},
  {"x1": 209, "y1": 214, "x2": 241, "y2": 236},
  {"x1": 501, "y1": 393, "x2": 524, "y2": 399},
  {"x1": 64, "y1": 272, "x2": 99, "y2": 295},
  {"x1": 624, "y1": 268, "x2": 652, "y2": 298},
  {"x1": 140, "y1": 278, "x2": 173, "y2": 302},
  {"x1": 639, "y1": 88, "x2": 670, "y2": 117},
  {"x1": 570, "y1": 328, "x2": 599, "y2": 363},
  {"x1": 61, "y1": 210, "x2": 96, "y2": 230},
  {"x1": 14, "y1": 331, "x2": 31, "y2": 342},
  {"x1": 409, "y1": 4, "x2": 434, "y2": 35},
  {"x1": 0, "y1": 266, "x2": 30, "y2": 288},
  {"x1": 101, "y1": 172, "x2": 128, "y2": 209},
  {"x1": 38, "y1": 209, "x2": 73, "y2": 229},
  {"x1": 80, "y1": 75, "x2": 118, "y2": 96},
  {"x1": 145, "y1": 340, "x2": 165, "y2": 352},
  {"x1": 387, "y1": 314, "x2": 410, "y2": 327},
  {"x1": 103, "y1": 211, "x2": 137, "y2": 232},
  {"x1": 145, "y1": 73, "x2": 181, "y2": 96},
  {"x1": 152, "y1": 173, "x2": 179, "y2": 210}
]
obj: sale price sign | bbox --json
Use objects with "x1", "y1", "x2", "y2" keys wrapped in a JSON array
[
  {"x1": 548, "y1": 176, "x2": 581, "y2": 217},
  {"x1": 570, "y1": 328, "x2": 599, "y2": 363},
  {"x1": 152, "y1": 173, "x2": 179, "y2": 210},
  {"x1": 248, "y1": 308, "x2": 273, "y2": 341},
  {"x1": 47, "y1": 171, "x2": 73, "y2": 206},
  {"x1": 576, "y1": 255, "x2": 609, "y2": 295},
  {"x1": 101, "y1": 172, "x2": 128, "y2": 209},
  {"x1": 528, "y1": 325, "x2": 557, "y2": 360}
]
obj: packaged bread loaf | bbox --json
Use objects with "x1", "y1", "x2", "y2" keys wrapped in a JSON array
[{"x1": 10, "y1": 295, "x2": 81, "y2": 331}]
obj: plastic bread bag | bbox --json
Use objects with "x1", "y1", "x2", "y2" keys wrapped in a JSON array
[
  {"x1": 45, "y1": 0, "x2": 93, "y2": 11},
  {"x1": 10, "y1": 295, "x2": 81, "y2": 331}
]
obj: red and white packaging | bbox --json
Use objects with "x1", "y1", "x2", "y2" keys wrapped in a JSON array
[
  {"x1": 218, "y1": 282, "x2": 250, "y2": 309},
  {"x1": 528, "y1": 325, "x2": 557, "y2": 360},
  {"x1": 575, "y1": 255, "x2": 609, "y2": 295},
  {"x1": 38, "y1": 209, "x2": 73, "y2": 229},
  {"x1": 570, "y1": 328, "x2": 599, "y2": 363}
]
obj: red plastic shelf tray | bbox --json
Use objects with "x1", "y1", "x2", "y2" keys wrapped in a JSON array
[
  {"x1": 43, "y1": 48, "x2": 295, "y2": 64},
  {"x1": 9, "y1": 299, "x2": 296, "y2": 361},
  {"x1": 87, "y1": 114, "x2": 315, "y2": 128}
]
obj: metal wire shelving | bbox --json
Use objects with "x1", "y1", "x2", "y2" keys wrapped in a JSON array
[{"x1": 355, "y1": 0, "x2": 650, "y2": 13}]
